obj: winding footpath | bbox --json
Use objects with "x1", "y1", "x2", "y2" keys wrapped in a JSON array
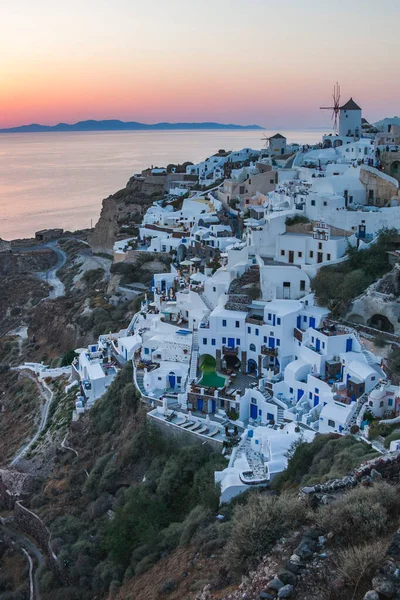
[
  {"x1": 0, "y1": 517, "x2": 45, "y2": 600},
  {"x1": 10, "y1": 373, "x2": 53, "y2": 467}
]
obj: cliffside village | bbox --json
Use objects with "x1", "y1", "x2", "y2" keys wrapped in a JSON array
[{"x1": 70, "y1": 99, "x2": 400, "y2": 502}]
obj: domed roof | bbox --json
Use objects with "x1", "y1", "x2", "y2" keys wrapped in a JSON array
[{"x1": 369, "y1": 387, "x2": 384, "y2": 400}]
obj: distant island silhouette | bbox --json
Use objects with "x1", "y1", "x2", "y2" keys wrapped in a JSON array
[{"x1": 0, "y1": 120, "x2": 263, "y2": 133}]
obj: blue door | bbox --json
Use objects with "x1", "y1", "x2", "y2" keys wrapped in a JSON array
[
  {"x1": 310, "y1": 317, "x2": 316, "y2": 329},
  {"x1": 346, "y1": 338, "x2": 353, "y2": 352},
  {"x1": 250, "y1": 403, "x2": 257, "y2": 419},
  {"x1": 316, "y1": 338, "x2": 320, "y2": 352},
  {"x1": 268, "y1": 337, "x2": 275, "y2": 349},
  {"x1": 297, "y1": 389, "x2": 304, "y2": 401},
  {"x1": 314, "y1": 395, "x2": 319, "y2": 407},
  {"x1": 197, "y1": 398, "x2": 204, "y2": 411},
  {"x1": 228, "y1": 337, "x2": 235, "y2": 348},
  {"x1": 211, "y1": 399, "x2": 216, "y2": 413},
  {"x1": 169, "y1": 374, "x2": 176, "y2": 388},
  {"x1": 297, "y1": 316, "x2": 301, "y2": 329}
]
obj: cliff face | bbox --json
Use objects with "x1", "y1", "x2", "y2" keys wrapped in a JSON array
[{"x1": 89, "y1": 174, "x2": 167, "y2": 254}]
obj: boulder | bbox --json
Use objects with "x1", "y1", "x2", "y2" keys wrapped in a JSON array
[
  {"x1": 278, "y1": 585, "x2": 295, "y2": 598},
  {"x1": 372, "y1": 575, "x2": 395, "y2": 597},
  {"x1": 277, "y1": 570, "x2": 297, "y2": 586},
  {"x1": 259, "y1": 593, "x2": 275, "y2": 600},
  {"x1": 285, "y1": 560, "x2": 303, "y2": 575},
  {"x1": 363, "y1": 592, "x2": 379, "y2": 600},
  {"x1": 387, "y1": 531, "x2": 400, "y2": 560},
  {"x1": 294, "y1": 538, "x2": 316, "y2": 560},
  {"x1": 370, "y1": 468, "x2": 383, "y2": 482},
  {"x1": 268, "y1": 578, "x2": 285, "y2": 592}
]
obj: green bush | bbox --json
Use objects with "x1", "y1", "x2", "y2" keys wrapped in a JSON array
[
  {"x1": 335, "y1": 539, "x2": 387, "y2": 588},
  {"x1": 317, "y1": 483, "x2": 399, "y2": 543},
  {"x1": 285, "y1": 215, "x2": 310, "y2": 226},
  {"x1": 226, "y1": 492, "x2": 308, "y2": 570}
]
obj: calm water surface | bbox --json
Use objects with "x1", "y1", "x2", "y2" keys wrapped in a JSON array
[{"x1": 0, "y1": 129, "x2": 323, "y2": 240}]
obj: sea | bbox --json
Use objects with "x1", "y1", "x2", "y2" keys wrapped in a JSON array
[{"x1": 0, "y1": 128, "x2": 324, "y2": 240}]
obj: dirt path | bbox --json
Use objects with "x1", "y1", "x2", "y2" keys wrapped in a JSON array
[{"x1": 10, "y1": 373, "x2": 53, "y2": 467}]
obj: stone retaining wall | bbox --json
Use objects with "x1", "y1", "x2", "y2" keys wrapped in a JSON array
[{"x1": 301, "y1": 450, "x2": 400, "y2": 501}]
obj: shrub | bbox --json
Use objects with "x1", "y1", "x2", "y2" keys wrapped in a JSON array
[
  {"x1": 336, "y1": 539, "x2": 387, "y2": 588},
  {"x1": 316, "y1": 483, "x2": 399, "y2": 544},
  {"x1": 226, "y1": 492, "x2": 308, "y2": 570},
  {"x1": 179, "y1": 506, "x2": 213, "y2": 546},
  {"x1": 384, "y1": 431, "x2": 400, "y2": 449},
  {"x1": 285, "y1": 215, "x2": 310, "y2": 226}
]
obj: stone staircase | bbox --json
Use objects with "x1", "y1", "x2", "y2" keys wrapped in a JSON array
[
  {"x1": 260, "y1": 389, "x2": 285, "y2": 425},
  {"x1": 188, "y1": 331, "x2": 199, "y2": 385},
  {"x1": 199, "y1": 293, "x2": 214, "y2": 312},
  {"x1": 135, "y1": 370, "x2": 146, "y2": 396}
]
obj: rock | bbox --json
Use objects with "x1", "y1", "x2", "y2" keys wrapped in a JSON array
[
  {"x1": 268, "y1": 578, "x2": 285, "y2": 592},
  {"x1": 370, "y1": 468, "x2": 383, "y2": 482},
  {"x1": 277, "y1": 570, "x2": 297, "y2": 586},
  {"x1": 285, "y1": 560, "x2": 303, "y2": 575},
  {"x1": 372, "y1": 575, "x2": 395, "y2": 597},
  {"x1": 363, "y1": 591, "x2": 380, "y2": 600},
  {"x1": 278, "y1": 585, "x2": 295, "y2": 598},
  {"x1": 294, "y1": 538, "x2": 315, "y2": 560},
  {"x1": 260, "y1": 593, "x2": 275, "y2": 600},
  {"x1": 387, "y1": 532, "x2": 400, "y2": 560},
  {"x1": 361, "y1": 475, "x2": 373, "y2": 486},
  {"x1": 318, "y1": 536, "x2": 326, "y2": 545},
  {"x1": 290, "y1": 554, "x2": 301, "y2": 563}
]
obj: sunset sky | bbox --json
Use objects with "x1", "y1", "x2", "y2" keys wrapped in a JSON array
[{"x1": 1, "y1": 0, "x2": 399, "y2": 129}]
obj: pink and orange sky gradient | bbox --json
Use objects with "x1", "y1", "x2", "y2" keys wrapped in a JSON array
[{"x1": 1, "y1": 0, "x2": 399, "y2": 129}]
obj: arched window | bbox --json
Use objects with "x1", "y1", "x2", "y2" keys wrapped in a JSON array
[{"x1": 249, "y1": 343, "x2": 256, "y2": 352}]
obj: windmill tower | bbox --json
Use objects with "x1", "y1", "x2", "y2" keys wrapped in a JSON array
[{"x1": 320, "y1": 82, "x2": 341, "y2": 132}]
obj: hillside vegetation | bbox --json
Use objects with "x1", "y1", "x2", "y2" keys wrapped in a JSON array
[
  {"x1": 25, "y1": 367, "x2": 399, "y2": 600},
  {"x1": 312, "y1": 227, "x2": 399, "y2": 315}
]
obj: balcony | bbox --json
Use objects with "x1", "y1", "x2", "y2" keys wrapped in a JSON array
[
  {"x1": 294, "y1": 327, "x2": 303, "y2": 342},
  {"x1": 245, "y1": 315, "x2": 265, "y2": 325},
  {"x1": 222, "y1": 346, "x2": 239, "y2": 356},
  {"x1": 261, "y1": 345, "x2": 278, "y2": 357}
]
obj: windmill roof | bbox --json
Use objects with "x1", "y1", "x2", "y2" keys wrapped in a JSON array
[
  {"x1": 270, "y1": 133, "x2": 286, "y2": 139},
  {"x1": 340, "y1": 98, "x2": 361, "y2": 111}
]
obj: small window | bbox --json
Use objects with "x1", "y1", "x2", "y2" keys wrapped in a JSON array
[
  {"x1": 263, "y1": 336, "x2": 267, "y2": 343},
  {"x1": 318, "y1": 242, "x2": 322, "y2": 250},
  {"x1": 222, "y1": 337, "x2": 226, "y2": 344},
  {"x1": 236, "y1": 338, "x2": 240, "y2": 345},
  {"x1": 311, "y1": 200, "x2": 316, "y2": 206},
  {"x1": 380, "y1": 400, "x2": 384, "y2": 407},
  {"x1": 312, "y1": 336, "x2": 314, "y2": 343},
  {"x1": 300, "y1": 280, "x2": 306, "y2": 291},
  {"x1": 268, "y1": 313, "x2": 272, "y2": 320},
  {"x1": 222, "y1": 319, "x2": 227, "y2": 327},
  {"x1": 309, "y1": 392, "x2": 312, "y2": 399},
  {"x1": 144, "y1": 348, "x2": 149, "y2": 355},
  {"x1": 315, "y1": 387, "x2": 319, "y2": 394},
  {"x1": 211, "y1": 339, "x2": 216, "y2": 346},
  {"x1": 328, "y1": 419, "x2": 335, "y2": 428},
  {"x1": 389, "y1": 398, "x2": 393, "y2": 406},
  {"x1": 203, "y1": 338, "x2": 207, "y2": 345},
  {"x1": 327, "y1": 254, "x2": 331, "y2": 261},
  {"x1": 235, "y1": 321, "x2": 240, "y2": 328},
  {"x1": 310, "y1": 250, "x2": 314, "y2": 258},
  {"x1": 281, "y1": 249, "x2": 285, "y2": 256},
  {"x1": 213, "y1": 286, "x2": 216, "y2": 292},
  {"x1": 248, "y1": 327, "x2": 251, "y2": 334},
  {"x1": 371, "y1": 376, "x2": 376, "y2": 381},
  {"x1": 277, "y1": 318, "x2": 281, "y2": 325},
  {"x1": 323, "y1": 201, "x2": 327, "y2": 206},
  {"x1": 250, "y1": 343, "x2": 256, "y2": 351},
  {"x1": 298, "y1": 251, "x2": 302, "y2": 258},
  {"x1": 276, "y1": 339, "x2": 280, "y2": 346},
  {"x1": 289, "y1": 387, "x2": 293, "y2": 394},
  {"x1": 303, "y1": 316, "x2": 307, "y2": 322},
  {"x1": 255, "y1": 328, "x2": 259, "y2": 336}
]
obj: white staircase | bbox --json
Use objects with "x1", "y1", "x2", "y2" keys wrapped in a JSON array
[
  {"x1": 260, "y1": 389, "x2": 285, "y2": 425},
  {"x1": 188, "y1": 331, "x2": 199, "y2": 385}
]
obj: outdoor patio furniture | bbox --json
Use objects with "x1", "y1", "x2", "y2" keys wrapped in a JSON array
[
  {"x1": 175, "y1": 418, "x2": 187, "y2": 426},
  {"x1": 197, "y1": 425, "x2": 208, "y2": 435},
  {"x1": 208, "y1": 427, "x2": 220, "y2": 437},
  {"x1": 187, "y1": 422, "x2": 201, "y2": 431},
  {"x1": 181, "y1": 420, "x2": 195, "y2": 428}
]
